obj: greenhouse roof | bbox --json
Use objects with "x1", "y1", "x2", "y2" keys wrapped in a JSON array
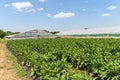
[{"x1": 59, "y1": 27, "x2": 120, "y2": 35}]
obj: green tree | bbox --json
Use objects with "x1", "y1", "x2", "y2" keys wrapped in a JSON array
[
  {"x1": 0, "y1": 29, "x2": 6, "y2": 38},
  {"x1": 6, "y1": 31, "x2": 20, "y2": 36},
  {"x1": 50, "y1": 31, "x2": 59, "y2": 35},
  {"x1": 43, "y1": 30, "x2": 49, "y2": 33},
  {"x1": 6, "y1": 31, "x2": 13, "y2": 35}
]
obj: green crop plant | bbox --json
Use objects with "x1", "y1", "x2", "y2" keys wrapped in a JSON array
[{"x1": 7, "y1": 38, "x2": 120, "y2": 80}]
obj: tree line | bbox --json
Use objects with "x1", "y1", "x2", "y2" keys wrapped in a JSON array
[
  {"x1": 43, "y1": 30, "x2": 59, "y2": 35},
  {"x1": 0, "y1": 29, "x2": 19, "y2": 39}
]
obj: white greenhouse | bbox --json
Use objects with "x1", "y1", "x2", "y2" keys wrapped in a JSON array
[{"x1": 5, "y1": 29, "x2": 57, "y2": 40}]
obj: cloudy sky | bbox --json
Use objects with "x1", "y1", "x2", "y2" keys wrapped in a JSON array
[{"x1": 0, "y1": 0, "x2": 120, "y2": 34}]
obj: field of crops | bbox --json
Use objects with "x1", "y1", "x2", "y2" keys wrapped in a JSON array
[{"x1": 7, "y1": 38, "x2": 120, "y2": 80}]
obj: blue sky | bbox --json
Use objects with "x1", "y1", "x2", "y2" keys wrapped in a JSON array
[{"x1": 0, "y1": 0, "x2": 120, "y2": 34}]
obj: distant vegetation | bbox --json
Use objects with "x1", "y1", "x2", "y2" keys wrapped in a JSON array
[
  {"x1": 0, "y1": 29, "x2": 6, "y2": 38},
  {"x1": 43, "y1": 30, "x2": 60, "y2": 35},
  {"x1": 50, "y1": 31, "x2": 59, "y2": 35},
  {"x1": 6, "y1": 31, "x2": 20, "y2": 36},
  {"x1": 0, "y1": 29, "x2": 20, "y2": 38}
]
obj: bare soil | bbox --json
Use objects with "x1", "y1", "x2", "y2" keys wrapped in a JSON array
[{"x1": 0, "y1": 43, "x2": 28, "y2": 80}]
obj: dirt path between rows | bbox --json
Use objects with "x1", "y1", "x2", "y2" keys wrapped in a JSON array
[{"x1": 0, "y1": 43, "x2": 28, "y2": 80}]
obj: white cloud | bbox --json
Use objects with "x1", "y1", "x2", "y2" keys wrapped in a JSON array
[
  {"x1": 54, "y1": 12, "x2": 75, "y2": 19},
  {"x1": 47, "y1": 13, "x2": 51, "y2": 17},
  {"x1": 11, "y1": 2, "x2": 33, "y2": 12},
  {"x1": 101, "y1": 13, "x2": 111, "y2": 17},
  {"x1": 39, "y1": 0, "x2": 46, "y2": 3},
  {"x1": 27, "y1": 8, "x2": 36, "y2": 13},
  {"x1": 37, "y1": 8, "x2": 44, "y2": 11},
  {"x1": 4, "y1": 4, "x2": 10, "y2": 8},
  {"x1": 107, "y1": 5, "x2": 117, "y2": 10}
]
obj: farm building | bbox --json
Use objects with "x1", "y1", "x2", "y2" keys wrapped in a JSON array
[{"x1": 5, "y1": 29, "x2": 56, "y2": 39}]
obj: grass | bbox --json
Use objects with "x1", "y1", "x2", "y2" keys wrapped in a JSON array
[
  {"x1": 6, "y1": 50, "x2": 28, "y2": 78},
  {"x1": 0, "y1": 39, "x2": 6, "y2": 43}
]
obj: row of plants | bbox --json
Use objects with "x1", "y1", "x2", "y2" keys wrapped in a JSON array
[{"x1": 7, "y1": 38, "x2": 120, "y2": 80}]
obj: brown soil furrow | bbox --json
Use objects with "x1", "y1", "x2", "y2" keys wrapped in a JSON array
[{"x1": 0, "y1": 43, "x2": 28, "y2": 80}]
